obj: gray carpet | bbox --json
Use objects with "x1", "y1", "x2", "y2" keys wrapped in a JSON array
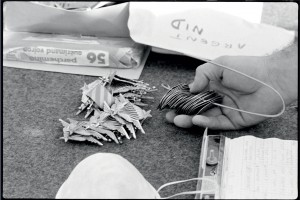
[{"x1": 2, "y1": 52, "x2": 298, "y2": 199}]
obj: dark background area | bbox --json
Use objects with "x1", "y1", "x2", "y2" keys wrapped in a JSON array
[{"x1": 2, "y1": 2, "x2": 298, "y2": 199}]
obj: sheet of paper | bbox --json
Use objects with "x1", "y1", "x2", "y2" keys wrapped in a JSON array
[
  {"x1": 129, "y1": 2, "x2": 295, "y2": 60},
  {"x1": 221, "y1": 136, "x2": 298, "y2": 199},
  {"x1": 150, "y1": 2, "x2": 264, "y2": 56},
  {"x1": 130, "y1": 2, "x2": 263, "y2": 24},
  {"x1": 188, "y1": 2, "x2": 263, "y2": 24}
]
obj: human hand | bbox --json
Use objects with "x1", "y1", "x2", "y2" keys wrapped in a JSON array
[{"x1": 166, "y1": 42, "x2": 298, "y2": 130}]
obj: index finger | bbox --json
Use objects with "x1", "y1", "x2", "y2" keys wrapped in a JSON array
[{"x1": 189, "y1": 59, "x2": 225, "y2": 94}]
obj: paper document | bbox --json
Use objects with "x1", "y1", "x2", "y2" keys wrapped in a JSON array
[
  {"x1": 197, "y1": 134, "x2": 298, "y2": 199},
  {"x1": 221, "y1": 136, "x2": 298, "y2": 199}
]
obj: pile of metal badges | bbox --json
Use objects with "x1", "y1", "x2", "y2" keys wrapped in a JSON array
[
  {"x1": 59, "y1": 73, "x2": 155, "y2": 146},
  {"x1": 158, "y1": 83, "x2": 223, "y2": 115},
  {"x1": 77, "y1": 73, "x2": 156, "y2": 118}
]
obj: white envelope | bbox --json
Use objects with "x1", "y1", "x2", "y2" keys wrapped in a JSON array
[
  {"x1": 128, "y1": 2, "x2": 295, "y2": 60},
  {"x1": 4, "y1": 1, "x2": 130, "y2": 37}
]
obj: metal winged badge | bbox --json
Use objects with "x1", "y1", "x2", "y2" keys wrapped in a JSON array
[
  {"x1": 76, "y1": 73, "x2": 155, "y2": 118},
  {"x1": 59, "y1": 118, "x2": 107, "y2": 146},
  {"x1": 59, "y1": 74, "x2": 155, "y2": 146}
]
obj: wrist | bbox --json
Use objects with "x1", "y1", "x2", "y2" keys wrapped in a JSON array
[{"x1": 267, "y1": 39, "x2": 298, "y2": 106}]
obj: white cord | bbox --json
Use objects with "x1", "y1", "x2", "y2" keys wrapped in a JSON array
[{"x1": 156, "y1": 177, "x2": 218, "y2": 199}]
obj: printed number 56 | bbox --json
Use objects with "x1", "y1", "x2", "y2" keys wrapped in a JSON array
[{"x1": 87, "y1": 52, "x2": 106, "y2": 64}]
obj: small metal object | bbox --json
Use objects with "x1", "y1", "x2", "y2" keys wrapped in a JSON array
[
  {"x1": 158, "y1": 83, "x2": 222, "y2": 115},
  {"x1": 206, "y1": 149, "x2": 218, "y2": 166},
  {"x1": 210, "y1": 165, "x2": 217, "y2": 176}
]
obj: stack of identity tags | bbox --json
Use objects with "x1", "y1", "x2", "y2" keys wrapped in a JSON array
[
  {"x1": 59, "y1": 73, "x2": 157, "y2": 146},
  {"x1": 158, "y1": 83, "x2": 223, "y2": 115}
]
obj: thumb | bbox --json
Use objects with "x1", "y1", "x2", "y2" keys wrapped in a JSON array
[{"x1": 189, "y1": 58, "x2": 225, "y2": 93}]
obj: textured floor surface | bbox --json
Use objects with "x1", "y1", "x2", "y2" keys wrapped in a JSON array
[
  {"x1": 2, "y1": 52, "x2": 298, "y2": 198},
  {"x1": 2, "y1": 2, "x2": 298, "y2": 199}
]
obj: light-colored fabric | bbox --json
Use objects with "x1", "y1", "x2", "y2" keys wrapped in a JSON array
[{"x1": 56, "y1": 153, "x2": 159, "y2": 199}]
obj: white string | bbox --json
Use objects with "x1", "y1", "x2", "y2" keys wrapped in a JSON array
[
  {"x1": 156, "y1": 177, "x2": 218, "y2": 199},
  {"x1": 200, "y1": 58, "x2": 286, "y2": 118}
]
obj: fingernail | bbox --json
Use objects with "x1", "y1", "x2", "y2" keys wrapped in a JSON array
[
  {"x1": 166, "y1": 110, "x2": 177, "y2": 123},
  {"x1": 174, "y1": 115, "x2": 193, "y2": 129}
]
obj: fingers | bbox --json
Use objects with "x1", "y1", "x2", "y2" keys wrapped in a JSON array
[
  {"x1": 166, "y1": 110, "x2": 194, "y2": 128},
  {"x1": 170, "y1": 112, "x2": 237, "y2": 130},
  {"x1": 192, "y1": 115, "x2": 236, "y2": 130},
  {"x1": 189, "y1": 57, "x2": 225, "y2": 93},
  {"x1": 171, "y1": 107, "x2": 236, "y2": 130},
  {"x1": 174, "y1": 115, "x2": 194, "y2": 128},
  {"x1": 166, "y1": 107, "x2": 224, "y2": 129},
  {"x1": 165, "y1": 110, "x2": 177, "y2": 123},
  {"x1": 166, "y1": 109, "x2": 237, "y2": 130}
]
